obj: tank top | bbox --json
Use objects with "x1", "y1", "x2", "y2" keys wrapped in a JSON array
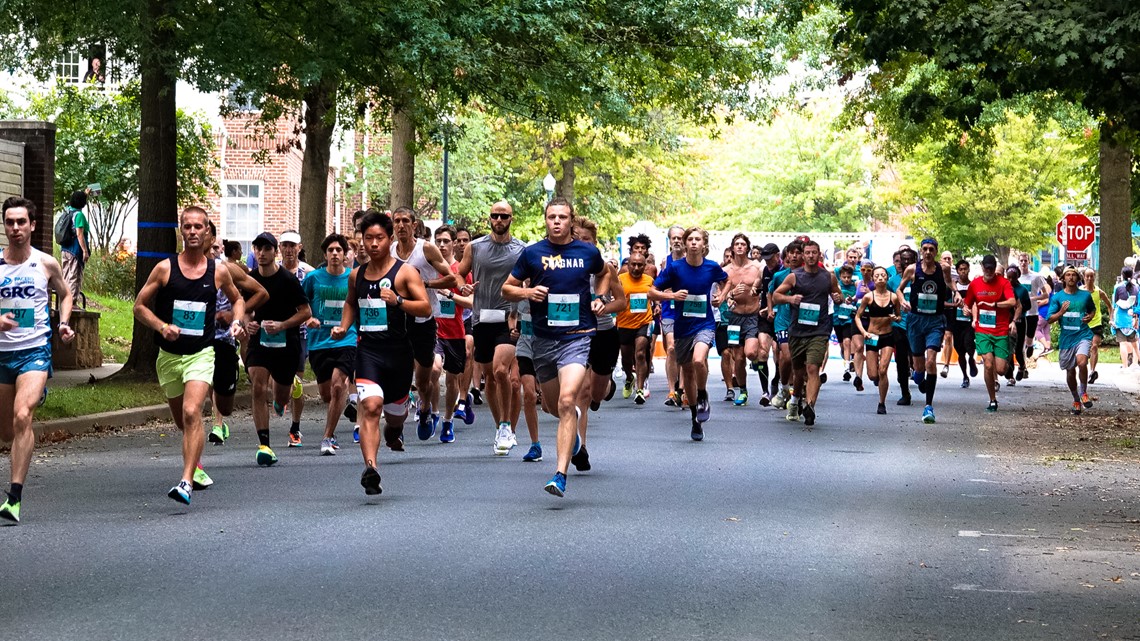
[
  {"x1": 591, "y1": 273, "x2": 615, "y2": 331},
  {"x1": 214, "y1": 260, "x2": 235, "y2": 344},
  {"x1": 356, "y1": 259, "x2": 410, "y2": 348},
  {"x1": 0, "y1": 248, "x2": 52, "y2": 351},
  {"x1": 953, "y1": 282, "x2": 971, "y2": 323},
  {"x1": 910, "y1": 262, "x2": 949, "y2": 315},
  {"x1": 391, "y1": 238, "x2": 439, "y2": 323},
  {"x1": 867, "y1": 291, "x2": 894, "y2": 318},
  {"x1": 155, "y1": 256, "x2": 216, "y2": 355}
]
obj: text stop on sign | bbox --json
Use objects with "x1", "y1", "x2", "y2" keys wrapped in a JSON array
[{"x1": 1056, "y1": 214, "x2": 1096, "y2": 252}]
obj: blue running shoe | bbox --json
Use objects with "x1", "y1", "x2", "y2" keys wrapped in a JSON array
[
  {"x1": 462, "y1": 392, "x2": 476, "y2": 425},
  {"x1": 167, "y1": 480, "x2": 192, "y2": 505},
  {"x1": 453, "y1": 400, "x2": 466, "y2": 423},
  {"x1": 696, "y1": 396, "x2": 711, "y2": 423},
  {"x1": 272, "y1": 401, "x2": 284, "y2": 417},
  {"x1": 922, "y1": 405, "x2": 936, "y2": 424},
  {"x1": 440, "y1": 421, "x2": 455, "y2": 443},
  {"x1": 523, "y1": 442, "x2": 543, "y2": 462},
  {"x1": 544, "y1": 471, "x2": 566, "y2": 497},
  {"x1": 417, "y1": 410, "x2": 435, "y2": 441},
  {"x1": 353, "y1": 425, "x2": 360, "y2": 444}
]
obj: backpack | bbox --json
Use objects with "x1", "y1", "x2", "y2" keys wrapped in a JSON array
[{"x1": 55, "y1": 206, "x2": 77, "y2": 247}]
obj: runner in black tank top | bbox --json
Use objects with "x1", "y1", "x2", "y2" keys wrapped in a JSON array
[
  {"x1": 333, "y1": 210, "x2": 431, "y2": 497},
  {"x1": 154, "y1": 258, "x2": 216, "y2": 355},
  {"x1": 897, "y1": 239, "x2": 956, "y2": 424}
]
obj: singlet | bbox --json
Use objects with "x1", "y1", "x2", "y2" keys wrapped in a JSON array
[
  {"x1": 391, "y1": 239, "x2": 440, "y2": 323},
  {"x1": 213, "y1": 260, "x2": 235, "y2": 345},
  {"x1": 789, "y1": 267, "x2": 834, "y2": 338},
  {"x1": 356, "y1": 259, "x2": 410, "y2": 349},
  {"x1": 0, "y1": 248, "x2": 52, "y2": 351},
  {"x1": 867, "y1": 291, "x2": 894, "y2": 318},
  {"x1": 909, "y1": 262, "x2": 948, "y2": 316},
  {"x1": 759, "y1": 260, "x2": 782, "y2": 312},
  {"x1": 515, "y1": 298, "x2": 534, "y2": 359},
  {"x1": 154, "y1": 256, "x2": 216, "y2": 355},
  {"x1": 469, "y1": 235, "x2": 526, "y2": 326},
  {"x1": 591, "y1": 273, "x2": 615, "y2": 331},
  {"x1": 953, "y1": 282, "x2": 972, "y2": 324}
]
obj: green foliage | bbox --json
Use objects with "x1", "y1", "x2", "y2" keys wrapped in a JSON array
[
  {"x1": 695, "y1": 101, "x2": 889, "y2": 232},
  {"x1": 887, "y1": 113, "x2": 1088, "y2": 257},
  {"x1": 0, "y1": 81, "x2": 217, "y2": 251},
  {"x1": 83, "y1": 250, "x2": 137, "y2": 299},
  {"x1": 84, "y1": 292, "x2": 136, "y2": 364}
]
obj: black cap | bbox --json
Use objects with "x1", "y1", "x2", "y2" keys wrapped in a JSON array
[
  {"x1": 981, "y1": 254, "x2": 998, "y2": 269},
  {"x1": 760, "y1": 243, "x2": 780, "y2": 257},
  {"x1": 252, "y1": 232, "x2": 278, "y2": 249}
]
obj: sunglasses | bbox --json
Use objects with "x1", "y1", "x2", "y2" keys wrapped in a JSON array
[{"x1": 490, "y1": 213, "x2": 511, "y2": 220}]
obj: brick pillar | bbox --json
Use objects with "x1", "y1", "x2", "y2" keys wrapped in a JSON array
[{"x1": 0, "y1": 120, "x2": 56, "y2": 252}]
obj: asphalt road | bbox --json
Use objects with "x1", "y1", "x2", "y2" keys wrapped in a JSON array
[{"x1": 3, "y1": 362, "x2": 1139, "y2": 641}]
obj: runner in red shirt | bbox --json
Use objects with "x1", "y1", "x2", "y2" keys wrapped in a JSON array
[{"x1": 961, "y1": 254, "x2": 1017, "y2": 412}]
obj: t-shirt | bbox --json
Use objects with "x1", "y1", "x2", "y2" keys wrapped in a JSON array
[
  {"x1": 1113, "y1": 283, "x2": 1137, "y2": 333},
  {"x1": 1019, "y1": 271, "x2": 1048, "y2": 317},
  {"x1": 653, "y1": 258, "x2": 728, "y2": 338},
  {"x1": 1012, "y1": 281, "x2": 1031, "y2": 322},
  {"x1": 250, "y1": 266, "x2": 309, "y2": 350},
  {"x1": 888, "y1": 273, "x2": 910, "y2": 330},
  {"x1": 436, "y1": 261, "x2": 469, "y2": 340},
  {"x1": 469, "y1": 235, "x2": 526, "y2": 326},
  {"x1": 302, "y1": 267, "x2": 355, "y2": 351},
  {"x1": 833, "y1": 282, "x2": 858, "y2": 326},
  {"x1": 60, "y1": 207, "x2": 88, "y2": 257},
  {"x1": 1048, "y1": 289, "x2": 1095, "y2": 351},
  {"x1": 788, "y1": 267, "x2": 835, "y2": 338},
  {"x1": 616, "y1": 271, "x2": 654, "y2": 329},
  {"x1": 509, "y1": 238, "x2": 605, "y2": 341},
  {"x1": 770, "y1": 268, "x2": 793, "y2": 333},
  {"x1": 963, "y1": 275, "x2": 1015, "y2": 336}
]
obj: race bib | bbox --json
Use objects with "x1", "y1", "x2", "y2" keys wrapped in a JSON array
[
  {"x1": 629, "y1": 293, "x2": 648, "y2": 313},
  {"x1": 916, "y1": 292, "x2": 939, "y2": 314},
  {"x1": 1, "y1": 299, "x2": 35, "y2": 329},
  {"x1": 798, "y1": 302, "x2": 821, "y2": 326},
  {"x1": 727, "y1": 324, "x2": 741, "y2": 346},
  {"x1": 977, "y1": 309, "x2": 997, "y2": 330},
  {"x1": 836, "y1": 303, "x2": 855, "y2": 320},
  {"x1": 955, "y1": 306, "x2": 970, "y2": 322},
  {"x1": 320, "y1": 299, "x2": 344, "y2": 327},
  {"x1": 1061, "y1": 311, "x2": 1082, "y2": 332},
  {"x1": 519, "y1": 312, "x2": 533, "y2": 336},
  {"x1": 359, "y1": 298, "x2": 388, "y2": 332},
  {"x1": 682, "y1": 295, "x2": 708, "y2": 318},
  {"x1": 172, "y1": 300, "x2": 207, "y2": 337},
  {"x1": 259, "y1": 326, "x2": 287, "y2": 348},
  {"x1": 865, "y1": 333, "x2": 879, "y2": 348},
  {"x1": 438, "y1": 297, "x2": 456, "y2": 319},
  {"x1": 547, "y1": 293, "x2": 579, "y2": 327},
  {"x1": 479, "y1": 308, "x2": 507, "y2": 324}
]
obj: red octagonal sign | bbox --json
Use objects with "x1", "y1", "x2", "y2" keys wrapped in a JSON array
[{"x1": 1056, "y1": 213, "x2": 1096, "y2": 252}]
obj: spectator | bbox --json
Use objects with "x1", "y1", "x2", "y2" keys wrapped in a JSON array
[{"x1": 60, "y1": 190, "x2": 90, "y2": 306}]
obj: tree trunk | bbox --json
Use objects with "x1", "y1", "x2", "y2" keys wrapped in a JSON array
[
  {"x1": 1098, "y1": 121, "x2": 1133, "y2": 276},
  {"x1": 390, "y1": 107, "x2": 415, "y2": 210},
  {"x1": 117, "y1": 0, "x2": 178, "y2": 380},
  {"x1": 558, "y1": 156, "x2": 578, "y2": 203},
  {"x1": 299, "y1": 76, "x2": 338, "y2": 249}
]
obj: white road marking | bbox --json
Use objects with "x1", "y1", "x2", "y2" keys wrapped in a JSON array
[
  {"x1": 958, "y1": 530, "x2": 1041, "y2": 538},
  {"x1": 952, "y1": 584, "x2": 1035, "y2": 594}
]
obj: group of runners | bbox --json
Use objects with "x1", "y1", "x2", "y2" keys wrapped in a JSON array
[{"x1": 0, "y1": 194, "x2": 1133, "y2": 522}]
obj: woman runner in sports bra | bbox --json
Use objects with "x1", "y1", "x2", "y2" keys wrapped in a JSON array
[{"x1": 855, "y1": 266, "x2": 900, "y2": 415}]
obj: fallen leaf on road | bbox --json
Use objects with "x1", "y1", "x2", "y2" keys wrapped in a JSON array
[
  {"x1": 725, "y1": 517, "x2": 740, "y2": 522},
  {"x1": 1081, "y1": 583, "x2": 1096, "y2": 588},
  {"x1": 1108, "y1": 576, "x2": 1123, "y2": 583}
]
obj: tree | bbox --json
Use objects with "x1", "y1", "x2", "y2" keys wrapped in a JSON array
[{"x1": 0, "y1": 81, "x2": 217, "y2": 252}]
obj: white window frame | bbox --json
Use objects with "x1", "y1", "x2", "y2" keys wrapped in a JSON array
[
  {"x1": 55, "y1": 52, "x2": 83, "y2": 84},
  {"x1": 221, "y1": 181, "x2": 264, "y2": 257}
]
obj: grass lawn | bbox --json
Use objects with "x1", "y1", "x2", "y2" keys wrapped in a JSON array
[
  {"x1": 85, "y1": 292, "x2": 135, "y2": 364},
  {"x1": 39, "y1": 380, "x2": 167, "y2": 421}
]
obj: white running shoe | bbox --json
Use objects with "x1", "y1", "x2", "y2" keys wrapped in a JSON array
[
  {"x1": 507, "y1": 430, "x2": 518, "y2": 450},
  {"x1": 320, "y1": 438, "x2": 336, "y2": 456},
  {"x1": 493, "y1": 424, "x2": 512, "y2": 455}
]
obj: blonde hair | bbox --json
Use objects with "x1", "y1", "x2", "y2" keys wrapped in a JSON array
[{"x1": 683, "y1": 226, "x2": 708, "y2": 247}]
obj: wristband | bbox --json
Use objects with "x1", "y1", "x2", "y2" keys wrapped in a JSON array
[{"x1": 160, "y1": 323, "x2": 169, "y2": 333}]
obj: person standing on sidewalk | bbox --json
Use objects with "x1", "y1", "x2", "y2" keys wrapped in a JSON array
[
  {"x1": 58, "y1": 190, "x2": 91, "y2": 306},
  {"x1": 133, "y1": 206, "x2": 246, "y2": 506},
  {"x1": 0, "y1": 197, "x2": 75, "y2": 524}
]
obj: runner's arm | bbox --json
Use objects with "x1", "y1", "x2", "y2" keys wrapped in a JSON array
[
  {"x1": 396, "y1": 263, "x2": 433, "y2": 317},
  {"x1": 332, "y1": 268, "x2": 358, "y2": 339},
  {"x1": 216, "y1": 264, "x2": 246, "y2": 338},
  {"x1": 133, "y1": 260, "x2": 176, "y2": 337},
  {"x1": 227, "y1": 262, "x2": 268, "y2": 313},
  {"x1": 770, "y1": 273, "x2": 799, "y2": 306},
  {"x1": 43, "y1": 256, "x2": 75, "y2": 342},
  {"x1": 599, "y1": 264, "x2": 625, "y2": 314},
  {"x1": 423, "y1": 242, "x2": 461, "y2": 290},
  {"x1": 854, "y1": 294, "x2": 870, "y2": 336}
]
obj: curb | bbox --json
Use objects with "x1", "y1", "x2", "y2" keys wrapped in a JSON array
[{"x1": 24, "y1": 382, "x2": 322, "y2": 443}]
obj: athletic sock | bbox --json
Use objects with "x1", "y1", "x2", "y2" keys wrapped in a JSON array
[
  {"x1": 731, "y1": 376, "x2": 738, "y2": 388},
  {"x1": 8, "y1": 483, "x2": 22, "y2": 503},
  {"x1": 348, "y1": 392, "x2": 359, "y2": 404},
  {"x1": 257, "y1": 430, "x2": 271, "y2": 447},
  {"x1": 925, "y1": 377, "x2": 937, "y2": 405},
  {"x1": 698, "y1": 389, "x2": 708, "y2": 402},
  {"x1": 290, "y1": 421, "x2": 301, "y2": 434},
  {"x1": 690, "y1": 404, "x2": 698, "y2": 420}
]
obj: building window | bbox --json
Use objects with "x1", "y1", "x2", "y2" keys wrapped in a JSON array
[
  {"x1": 222, "y1": 182, "x2": 263, "y2": 255},
  {"x1": 55, "y1": 52, "x2": 83, "y2": 84}
]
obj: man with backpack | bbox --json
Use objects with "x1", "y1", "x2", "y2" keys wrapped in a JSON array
[{"x1": 56, "y1": 190, "x2": 90, "y2": 305}]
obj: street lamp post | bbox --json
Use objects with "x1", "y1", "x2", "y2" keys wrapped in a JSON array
[
  {"x1": 442, "y1": 144, "x2": 450, "y2": 224},
  {"x1": 543, "y1": 172, "x2": 556, "y2": 205}
]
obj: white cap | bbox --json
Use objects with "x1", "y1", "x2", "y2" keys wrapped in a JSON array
[{"x1": 280, "y1": 231, "x2": 302, "y2": 245}]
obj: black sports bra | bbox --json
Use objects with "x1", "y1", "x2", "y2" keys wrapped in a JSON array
[{"x1": 867, "y1": 292, "x2": 894, "y2": 318}]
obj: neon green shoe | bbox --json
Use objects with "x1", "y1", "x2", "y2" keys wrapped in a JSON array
[
  {"x1": 291, "y1": 375, "x2": 304, "y2": 399},
  {"x1": 209, "y1": 424, "x2": 226, "y2": 444},
  {"x1": 256, "y1": 445, "x2": 278, "y2": 467},
  {"x1": 221, "y1": 422, "x2": 230, "y2": 440},
  {"x1": 0, "y1": 498, "x2": 19, "y2": 524},
  {"x1": 192, "y1": 466, "x2": 214, "y2": 489}
]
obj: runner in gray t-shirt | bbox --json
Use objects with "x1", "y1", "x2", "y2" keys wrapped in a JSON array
[
  {"x1": 456, "y1": 200, "x2": 526, "y2": 453},
  {"x1": 1016, "y1": 253, "x2": 1050, "y2": 365}
]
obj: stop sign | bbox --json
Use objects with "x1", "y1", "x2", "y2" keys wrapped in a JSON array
[{"x1": 1056, "y1": 213, "x2": 1097, "y2": 252}]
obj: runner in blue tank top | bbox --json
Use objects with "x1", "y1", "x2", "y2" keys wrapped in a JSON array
[{"x1": 895, "y1": 238, "x2": 958, "y2": 424}]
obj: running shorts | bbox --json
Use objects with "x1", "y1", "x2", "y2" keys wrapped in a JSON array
[
  {"x1": 587, "y1": 327, "x2": 620, "y2": 375},
  {"x1": 309, "y1": 346, "x2": 356, "y2": 384},
  {"x1": 157, "y1": 346, "x2": 215, "y2": 399}
]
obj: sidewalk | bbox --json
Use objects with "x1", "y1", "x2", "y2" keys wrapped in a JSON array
[{"x1": 49, "y1": 363, "x2": 124, "y2": 388}]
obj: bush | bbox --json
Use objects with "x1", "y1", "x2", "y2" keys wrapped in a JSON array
[{"x1": 84, "y1": 249, "x2": 136, "y2": 299}]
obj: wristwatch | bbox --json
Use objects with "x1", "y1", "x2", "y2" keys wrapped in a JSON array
[{"x1": 395, "y1": 295, "x2": 404, "y2": 307}]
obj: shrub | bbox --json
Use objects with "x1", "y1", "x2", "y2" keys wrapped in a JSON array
[{"x1": 84, "y1": 249, "x2": 136, "y2": 299}]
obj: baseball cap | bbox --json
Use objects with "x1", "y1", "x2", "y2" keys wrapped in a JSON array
[
  {"x1": 981, "y1": 254, "x2": 998, "y2": 269},
  {"x1": 759, "y1": 243, "x2": 780, "y2": 257},
  {"x1": 280, "y1": 231, "x2": 302, "y2": 245},
  {"x1": 252, "y1": 232, "x2": 278, "y2": 249}
]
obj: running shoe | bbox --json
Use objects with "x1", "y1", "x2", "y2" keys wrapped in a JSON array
[
  {"x1": 912, "y1": 372, "x2": 926, "y2": 394},
  {"x1": 941, "y1": 364, "x2": 949, "y2": 378},
  {"x1": 38, "y1": 387, "x2": 47, "y2": 407},
  {"x1": 604, "y1": 378, "x2": 617, "y2": 402},
  {"x1": 0, "y1": 498, "x2": 20, "y2": 524},
  {"x1": 571, "y1": 445, "x2": 591, "y2": 471},
  {"x1": 633, "y1": 389, "x2": 646, "y2": 405},
  {"x1": 986, "y1": 400, "x2": 998, "y2": 413},
  {"x1": 969, "y1": 359, "x2": 979, "y2": 378},
  {"x1": 494, "y1": 424, "x2": 512, "y2": 455},
  {"x1": 1081, "y1": 393, "x2": 1093, "y2": 408},
  {"x1": 168, "y1": 481, "x2": 192, "y2": 505},
  {"x1": 853, "y1": 376, "x2": 864, "y2": 392},
  {"x1": 681, "y1": 392, "x2": 690, "y2": 408},
  {"x1": 723, "y1": 389, "x2": 735, "y2": 402},
  {"x1": 623, "y1": 376, "x2": 634, "y2": 399},
  {"x1": 664, "y1": 391, "x2": 679, "y2": 407},
  {"x1": 1006, "y1": 377, "x2": 1016, "y2": 387},
  {"x1": 209, "y1": 423, "x2": 226, "y2": 444},
  {"x1": 288, "y1": 431, "x2": 303, "y2": 447},
  {"x1": 758, "y1": 393, "x2": 770, "y2": 407},
  {"x1": 272, "y1": 401, "x2": 284, "y2": 417},
  {"x1": 330, "y1": 436, "x2": 340, "y2": 450},
  {"x1": 343, "y1": 399, "x2": 358, "y2": 422},
  {"x1": 1017, "y1": 368, "x2": 1028, "y2": 381},
  {"x1": 522, "y1": 442, "x2": 543, "y2": 462},
  {"x1": 360, "y1": 466, "x2": 383, "y2": 495},
  {"x1": 383, "y1": 425, "x2": 405, "y2": 452},
  {"x1": 589, "y1": 400, "x2": 601, "y2": 412},
  {"x1": 696, "y1": 396, "x2": 711, "y2": 423},
  {"x1": 291, "y1": 375, "x2": 304, "y2": 399},
  {"x1": 750, "y1": 360, "x2": 761, "y2": 372},
  {"x1": 471, "y1": 388, "x2": 483, "y2": 405},
  {"x1": 417, "y1": 410, "x2": 435, "y2": 441},
  {"x1": 961, "y1": 378, "x2": 970, "y2": 389},
  {"x1": 772, "y1": 390, "x2": 787, "y2": 410},
  {"x1": 440, "y1": 421, "x2": 455, "y2": 443},
  {"x1": 733, "y1": 390, "x2": 748, "y2": 406},
  {"x1": 256, "y1": 445, "x2": 278, "y2": 466},
  {"x1": 842, "y1": 371, "x2": 851, "y2": 382},
  {"x1": 508, "y1": 430, "x2": 518, "y2": 450},
  {"x1": 352, "y1": 425, "x2": 360, "y2": 444},
  {"x1": 320, "y1": 438, "x2": 336, "y2": 455},
  {"x1": 897, "y1": 395, "x2": 912, "y2": 406},
  {"x1": 922, "y1": 405, "x2": 935, "y2": 424},
  {"x1": 1089, "y1": 371, "x2": 1100, "y2": 384},
  {"x1": 802, "y1": 403, "x2": 816, "y2": 427},
  {"x1": 1071, "y1": 401, "x2": 1082, "y2": 416},
  {"x1": 642, "y1": 388, "x2": 650, "y2": 399},
  {"x1": 462, "y1": 392, "x2": 476, "y2": 425},
  {"x1": 544, "y1": 471, "x2": 567, "y2": 497},
  {"x1": 876, "y1": 403, "x2": 887, "y2": 415},
  {"x1": 786, "y1": 401, "x2": 801, "y2": 422},
  {"x1": 819, "y1": 373, "x2": 828, "y2": 385},
  {"x1": 690, "y1": 420, "x2": 704, "y2": 441},
  {"x1": 192, "y1": 466, "x2": 213, "y2": 489}
]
